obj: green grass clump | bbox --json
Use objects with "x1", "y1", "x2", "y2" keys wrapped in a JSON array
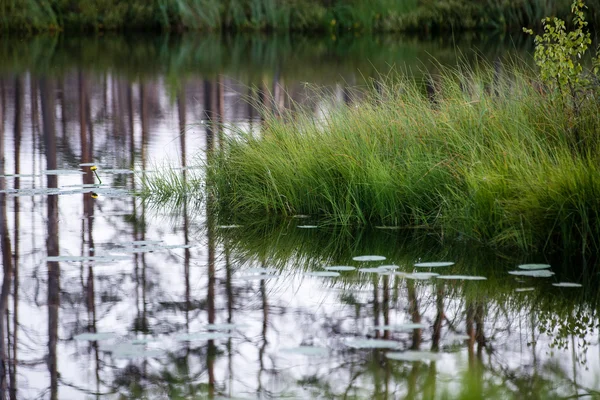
[{"x1": 207, "y1": 65, "x2": 600, "y2": 252}]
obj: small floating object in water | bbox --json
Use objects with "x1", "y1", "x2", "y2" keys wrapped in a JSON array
[
  {"x1": 379, "y1": 265, "x2": 399, "y2": 270},
  {"x1": 161, "y1": 244, "x2": 194, "y2": 249},
  {"x1": 375, "y1": 226, "x2": 402, "y2": 230},
  {"x1": 346, "y1": 339, "x2": 400, "y2": 349},
  {"x1": 206, "y1": 323, "x2": 245, "y2": 331},
  {"x1": 405, "y1": 272, "x2": 439, "y2": 280},
  {"x1": 43, "y1": 169, "x2": 84, "y2": 175},
  {"x1": 515, "y1": 287, "x2": 536, "y2": 292},
  {"x1": 386, "y1": 351, "x2": 442, "y2": 362},
  {"x1": 107, "y1": 343, "x2": 164, "y2": 359},
  {"x1": 552, "y1": 282, "x2": 583, "y2": 288},
  {"x1": 46, "y1": 255, "x2": 129, "y2": 262},
  {"x1": 101, "y1": 169, "x2": 134, "y2": 174},
  {"x1": 436, "y1": 275, "x2": 487, "y2": 281},
  {"x1": 373, "y1": 323, "x2": 427, "y2": 331},
  {"x1": 414, "y1": 262, "x2": 455, "y2": 268},
  {"x1": 306, "y1": 271, "x2": 340, "y2": 277},
  {"x1": 74, "y1": 332, "x2": 118, "y2": 341},
  {"x1": 244, "y1": 267, "x2": 278, "y2": 275},
  {"x1": 358, "y1": 267, "x2": 387, "y2": 273},
  {"x1": 292, "y1": 215, "x2": 311, "y2": 219},
  {"x1": 236, "y1": 274, "x2": 279, "y2": 281},
  {"x1": 122, "y1": 240, "x2": 163, "y2": 246},
  {"x1": 353, "y1": 255, "x2": 386, "y2": 262},
  {"x1": 279, "y1": 346, "x2": 329, "y2": 356},
  {"x1": 175, "y1": 332, "x2": 234, "y2": 341},
  {"x1": 217, "y1": 225, "x2": 242, "y2": 229},
  {"x1": 518, "y1": 263, "x2": 551, "y2": 270},
  {"x1": 324, "y1": 266, "x2": 355, "y2": 271},
  {"x1": 297, "y1": 225, "x2": 318, "y2": 229},
  {"x1": 508, "y1": 270, "x2": 555, "y2": 278}
]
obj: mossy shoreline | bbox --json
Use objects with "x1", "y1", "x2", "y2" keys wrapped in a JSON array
[
  {"x1": 2, "y1": 0, "x2": 599, "y2": 34},
  {"x1": 181, "y1": 64, "x2": 600, "y2": 254}
]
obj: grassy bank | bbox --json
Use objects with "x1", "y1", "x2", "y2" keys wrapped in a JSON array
[
  {"x1": 200, "y1": 64, "x2": 600, "y2": 253},
  {"x1": 1, "y1": 0, "x2": 599, "y2": 34}
]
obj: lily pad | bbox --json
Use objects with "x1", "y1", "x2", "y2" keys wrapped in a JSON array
[
  {"x1": 324, "y1": 266, "x2": 356, "y2": 271},
  {"x1": 436, "y1": 275, "x2": 487, "y2": 280},
  {"x1": 552, "y1": 282, "x2": 583, "y2": 288},
  {"x1": 307, "y1": 271, "x2": 340, "y2": 277},
  {"x1": 43, "y1": 169, "x2": 84, "y2": 175},
  {"x1": 297, "y1": 225, "x2": 318, "y2": 229},
  {"x1": 122, "y1": 240, "x2": 163, "y2": 246},
  {"x1": 46, "y1": 255, "x2": 129, "y2": 262},
  {"x1": 107, "y1": 344, "x2": 164, "y2": 359},
  {"x1": 358, "y1": 267, "x2": 387, "y2": 273},
  {"x1": 74, "y1": 332, "x2": 118, "y2": 341},
  {"x1": 102, "y1": 169, "x2": 134, "y2": 174},
  {"x1": 386, "y1": 351, "x2": 442, "y2": 362},
  {"x1": 375, "y1": 226, "x2": 402, "y2": 230},
  {"x1": 353, "y1": 255, "x2": 386, "y2": 262},
  {"x1": 518, "y1": 264, "x2": 551, "y2": 270},
  {"x1": 508, "y1": 270, "x2": 555, "y2": 278},
  {"x1": 405, "y1": 272, "x2": 439, "y2": 280},
  {"x1": 346, "y1": 339, "x2": 400, "y2": 349},
  {"x1": 515, "y1": 287, "x2": 536, "y2": 292},
  {"x1": 414, "y1": 262, "x2": 454, "y2": 268},
  {"x1": 280, "y1": 346, "x2": 329, "y2": 356},
  {"x1": 175, "y1": 332, "x2": 234, "y2": 341},
  {"x1": 217, "y1": 225, "x2": 242, "y2": 229}
]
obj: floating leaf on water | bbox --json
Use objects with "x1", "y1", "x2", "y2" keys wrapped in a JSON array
[
  {"x1": 46, "y1": 255, "x2": 129, "y2": 262},
  {"x1": 375, "y1": 226, "x2": 402, "y2": 230},
  {"x1": 386, "y1": 351, "x2": 442, "y2": 362},
  {"x1": 122, "y1": 240, "x2": 163, "y2": 246},
  {"x1": 405, "y1": 272, "x2": 439, "y2": 280},
  {"x1": 236, "y1": 274, "x2": 279, "y2": 281},
  {"x1": 292, "y1": 215, "x2": 310, "y2": 219},
  {"x1": 206, "y1": 323, "x2": 245, "y2": 331},
  {"x1": 515, "y1": 287, "x2": 536, "y2": 292},
  {"x1": 280, "y1": 346, "x2": 329, "y2": 356},
  {"x1": 508, "y1": 270, "x2": 555, "y2": 278},
  {"x1": 518, "y1": 264, "x2": 551, "y2": 270},
  {"x1": 443, "y1": 334, "x2": 471, "y2": 342},
  {"x1": 307, "y1": 271, "x2": 340, "y2": 277},
  {"x1": 297, "y1": 225, "x2": 318, "y2": 229},
  {"x1": 414, "y1": 262, "x2": 455, "y2": 268},
  {"x1": 43, "y1": 169, "x2": 84, "y2": 175},
  {"x1": 373, "y1": 323, "x2": 427, "y2": 331},
  {"x1": 379, "y1": 265, "x2": 399, "y2": 270},
  {"x1": 102, "y1": 169, "x2": 134, "y2": 174},
  {"x1": 552, "y1": 282, "x2": 583, "y2": 288},
  {"x1": 217, "y1": 225, "x2": 242, "y2": 229},
  {"x1": 114, "y1": 247, "x2": 157, "y2": 254},
  {"x1": 353, "y1": 255, "x2": 386, "y2": 262},
  {"x1": 0, "y1": 174, "x2": 38, "y2": 178},
  {"x1": 175, "y1": 332, "x2": 234, "y2": 341},
  {"x1": 346, "y1": 339, "x2": 400, "y2": 349},
  {"x1": 74, "y1": 332, "x2": 118, "y2": 341},
  {"x1": 324, "y1": 266, "x2": 356, "y2": 271},
  {"x1": 358, "y1": 267, "x2": 387, "y2": 273},
  {"x1": 436, "y1": 275, "x2": 487, "y2": 281},
  {"x1": 107, "y1": 344, "x2": 164, "y2": 359},
  {"x1": 244, "y1": 267, "x2": 278, "y2": 275},
  {"x1": 161, "y1": 244, "x2": 194, "y2": 249}
]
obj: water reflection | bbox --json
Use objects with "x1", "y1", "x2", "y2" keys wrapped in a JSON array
[{"x1": 0, "y1": 33, "x2": 597, "y2": 399}]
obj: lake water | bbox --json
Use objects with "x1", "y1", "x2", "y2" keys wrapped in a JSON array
[{"x1": 0, "y1": 33, "x2": 599, "y2": 399}]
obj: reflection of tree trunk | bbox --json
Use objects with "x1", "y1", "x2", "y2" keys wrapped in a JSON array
[
  {"x1": 10, "y1": 76, "x2": 22, "y2": 400},
  {"x1": 0, "y1": 79, "x2": 13, "y2": 400},
  {"x1": 257, "y1": 278, "x2": 268, "y2": 395},
  {"x1": 406, "y1": 280, "x2": 421, "y2": 350},
  {"x1": 382, "y1": 275, "x2": 390, "y2": 340},
  {"x1": 372, "y1": 276, "x2": 379, "y2": 339},
  {"x1": 466, "y1": 302, "x2": 483, "y2": 397},
  {"x1": 41, "y1": 78, "x2": 60, "y2": 400},
  {"x1": 431, "y1": 283, "x2": 444, "y2": 351},
  {"x1": 475, "y1": 303, "x2": 485, "y2": 355}
]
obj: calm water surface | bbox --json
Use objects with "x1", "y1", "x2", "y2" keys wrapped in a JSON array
[{"x1": 0, "y1": 33, "x2": 599, "y2": 400}]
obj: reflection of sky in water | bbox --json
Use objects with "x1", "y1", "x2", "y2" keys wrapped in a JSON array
[{"x1": 0, "y1": 35, "x2": 597, "y2": 399}]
